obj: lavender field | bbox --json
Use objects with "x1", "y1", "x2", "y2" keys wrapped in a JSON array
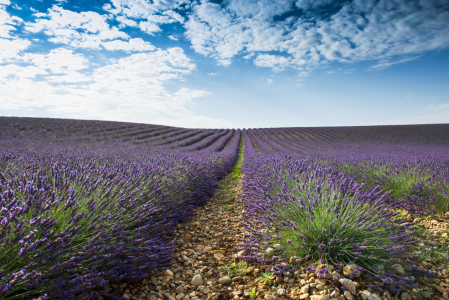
[
  {"x1": 0, "y1": 117, "x2": 241, "y2": 299},
  {"x1": 1, "y1": 118, "x2": 449, "y2": 300}
]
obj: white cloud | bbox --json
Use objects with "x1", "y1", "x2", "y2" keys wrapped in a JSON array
[
  {"x1": 182, "y1": 0, "x2": 449, "y2": 71},
  {"x1": 243, "y1": 53, "x2": 255, "y2": 59},
  {"x1": 138, "y1": 21, "x2": 162, "y2": 35},
  {"x1": 104, "y1": 1, "x2": 187, "y2": 35},
  {"x1": 0, "y1": 0, "x2": 10, "y2": 5},
  {"x1": 102, "y1": 38, "x2": 156, "y2": 51},
  {"x1": 12, "y1": 4, "x2": 21, "y2": 10},
  {"x1": 207, "y1": 72, "x2": 218, "y2": 76},
  {"x1": 116, "y1": 15, "x2": 138, "y2": 28},
  {"x1": 25, "y1": 6, "x2": 129, "y2": 49},
  {"x1": 168, "y1": 35, "x2": 178, "y2": 41},
  {"x1": 370, "y1": 56, "x2": 421, "y2": 70},
  {"x1": 0, "y1": 6, "x2": 31, "y2": 62},
  {"x1": 254, "y1": 54, "x2": 291, "y2": 72},
  {"x1": 267, "y1": 78, "x2": 273, "y2": 84},
  {"x1": 0, "y1": 47, "x2": 231, "y2": 128}
]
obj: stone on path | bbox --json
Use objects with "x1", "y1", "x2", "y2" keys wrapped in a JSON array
[{"x1": 191, "y1": 274, "x2": 203, "y2": 286}]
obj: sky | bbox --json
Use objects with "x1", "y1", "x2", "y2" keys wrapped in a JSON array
[{"x1": 0, "y1": 0, "x2": 449, "y2": 129}]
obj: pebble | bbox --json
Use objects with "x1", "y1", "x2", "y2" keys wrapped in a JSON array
[
  {"x1": 277, "y1": 288, "x2": 287, "y2": 295},
  {"x1": 300, "y1": 293, "x2": 310, "y2": 299},
  {"x1": 392, "y1": 264, "x2": 405, "y2": 275},
  {"x1": 340, "y1": 278, "x2": 357, "y2": 295},
  {"x1": 176, "y1": 293, "x2": 184, "y2": 300},
  {"x1": 264, "y1": 294, "x2": 276, "y2": 300},
  {"x1": 301, "y1": 284, "x2": 310, "y2": 294},
  {"x1": 191, "y1": 274, "x2": 203, "y2": 286},
  {"x1": 401, "y1": 292, "x2": 411, "y2": 300},
  {"x1": 344, "y1": 291, "x2": 354, "y2": 300},
  {"x1": 343, "y1": 264, "x2": 361, "y2": 278},
  {"x1": 361, "y1": 290, "x2": 382, "y2": 300},
  {"x1": 311, "y1": 295, "x2": 327, "y2": 300},
  {"x1": 218, "y1": 276, "x2": 232, "y2": 285}
]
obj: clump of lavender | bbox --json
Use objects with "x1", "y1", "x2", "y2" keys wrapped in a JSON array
[
  {"x1": 338, "y1": 155, "x2": 449, "y2": 215},
  {"x1": 240, "y1": 155, "x2": 416, "y2": 279}
]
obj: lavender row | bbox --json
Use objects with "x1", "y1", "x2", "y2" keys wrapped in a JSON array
[
  {"x1": 203, "y1": 129, "x2": 235, "y2": 152},
  {"x1": 178, "y1": 130, "x2": 230, "y2": 152},
  {"x1": 0, "y1": 121, "x2": 241, "y2": 299}
]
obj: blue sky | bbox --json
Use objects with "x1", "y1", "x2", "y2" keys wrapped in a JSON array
[{"x1": 1, "y1": 0, "x2": 448, "y2": 128}]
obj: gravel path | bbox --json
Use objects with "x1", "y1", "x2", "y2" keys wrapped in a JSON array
[{"x1": 96, "y1": 174, "x2": 449, "y2": 300}]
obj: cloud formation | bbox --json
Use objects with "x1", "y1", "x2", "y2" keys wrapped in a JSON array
[
  {"x1": 0, "y1": 46, "x2": 230, "y2": 128},
  {"x1": 0, "y1": 5, "x2": 31, "y2": 62},
  {"x1": 25, "y1": 6, "x2": 132, "y2": 50},
  {"x1": 182, "y1": 0, "x2": 449, "y2": 70}
]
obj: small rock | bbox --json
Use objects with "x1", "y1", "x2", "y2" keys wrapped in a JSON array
[
  {"x1": 311, "y1": 295, "x2": 327, "y2": 300},
  {"x1": 265, "y1": 248, "x2": 276, "y2": 256},
  {"x1": 301, "y1": 284, "x2": 310, "y2": 294},
  {"x1": 175, "y1": 293, "x2": 184, "y2": 300},
  {"x1": 237, "y1": 250, "x2": 245, "y2": 257},
  {"x1": 344, "y1": 291, "x2": 353, "y2": 300},
  {"x1": 232, "y1": 276, "x2": 243, "y2": 282},
  {"x1": 316, "y1": 284, "x2": 325, "y2": 290},
  {"x1": 300, "y1": 293, "x2": 310, "y2": 299},
  {"x1": 361, "y1": 290, "x2": 382, "y2": 300},
  {"x1": 165, "y1": 270, "x2": 174, "y2": 276},
  {"x1": 214, "y1": 253, "x2": 224, "y2": 260},
  {"x1": 97, "y1": 296, "x2": 104, "y2": 300},
  {"x1": 401, "y1": 292, "x2": 411, "y2": 300},
  {"x1": 421, "y1": 292, "x2": 431, "y2": 300},
  {"x1": 332, "y1": 271, "x2": 342, "y2": 280},
  {"x1": 218, "y1": 276, "x2": 232, "y2": 285},
  {"x1": 123, "y1": 295, "x2": 130, "y2": 300},
  {"x1": 191, "y1": 274, "x2": 203, "y2": 286},
  {"x1": 433, "y1": 284, "x2": 447, "y2": 294},
  {"x1": 392, "y1": 264, "x2": 405, "y2": 275},
  {"x1": 277, "y1": 288, "x2": 287, "y2": 296},
  {"x1": 343, "y1": 264, "x2": 362, "y2": 278},
  {"x1": 138, "y1": 294, "x2": 146, "y2": 300},
  {"x1": 175, "y1": 286, "x2": 185, "y2": 294},
  {"x1": 340, "y1": 278, "x2": 357, "y2": 295},
  {"x1": 264, "y1": 294, "x2": 276, "y2": 300}
]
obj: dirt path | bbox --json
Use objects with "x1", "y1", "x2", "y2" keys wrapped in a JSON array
[{"x1": 104, "y1": 172, "x2": 247, "y2": 300}]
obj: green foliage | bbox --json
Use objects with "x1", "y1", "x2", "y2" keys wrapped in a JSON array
[
  {"x1": 231, "y1": 135, "x2": 244, "y2": 179},
  {"x1": 258, "y1": 270, "x2": 274, "y2": 285},
  {"x1": 220, "y1": 260, "x2": 247, "y2": 277},
  {"x1": 245, "y1": 288, "x2": 257, "y2": 299}
]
